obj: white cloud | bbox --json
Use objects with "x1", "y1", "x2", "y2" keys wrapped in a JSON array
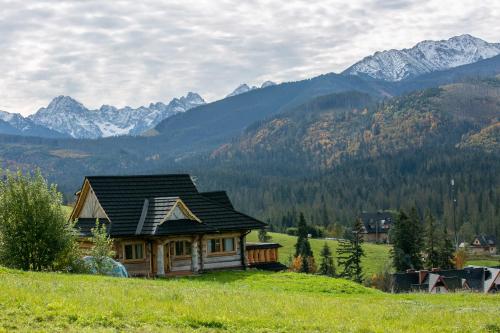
[{"x1": 0, "y1": 0, "x2": 499, "y2": 115}]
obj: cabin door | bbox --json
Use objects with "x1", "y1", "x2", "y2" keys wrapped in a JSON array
[{"x1": 164, "y1": 243, "x2": 171, "y2": 273}]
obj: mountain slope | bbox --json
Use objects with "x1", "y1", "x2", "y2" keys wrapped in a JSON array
[
  {"x1": 226, "y1": 81, "x2": 277, "y2": 97},
  {"x1": 343, "y1": 34, "x2": 500, "y2": 81},
  {"x1": 25, "y1": 92, "x2": 205, "y2": 139},
  {"x1": 152, "y1": 55, "x2": 500, "y2": 156},
  {"x1": 0, "y1": 110, "x2": 68, "y2": 138},
  {"x1": 214, "y1": 79, "x2": 500, "y2": 167}
]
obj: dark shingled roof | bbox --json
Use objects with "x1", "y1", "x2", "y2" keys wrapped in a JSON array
[
  {"x1": 246, "y1": 242, "x2": 283, "y2": 250},
  {"x1": 75, "y1": 218, "x2": 110, "y2": 237},
  {"x1": 472, "y1": 235, "x2": 497, "y2": 247},
  {"x1": 200, "y1": 191, "x2": 234, "y2": 209},
  {"x1": 392, "y1": 271, "x2": 419, "y2": 293},
  {"x1": 249, "y1": 262, "x2": 288, "y2": 271},
  {"x1": 360, "y1": 211, "x2": 394, "y2": 234},
  {"x1": 392, "y1": 267, "x2": 488, "y2": 293},
  {"x1": 74, "y1": 174, "x2": 265, "y2": 237}
]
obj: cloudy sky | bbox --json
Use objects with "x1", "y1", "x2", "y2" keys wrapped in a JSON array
[{"x1": 1, "y1": 0, "x2": 499, "y2": 115}]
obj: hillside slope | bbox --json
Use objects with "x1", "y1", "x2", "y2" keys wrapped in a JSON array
[
  {"x1": 1, "y1": 267, "x2": 499, "y2": 332},
  {"x1": 215, "y1": 79, "x2": 500, "y2": 169}
]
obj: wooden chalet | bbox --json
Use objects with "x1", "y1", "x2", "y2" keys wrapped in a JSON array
[
  {"x1": 392, "y1": 267, "x2": 500, "y2": 293},
  {"x1": 360, "y1": 211, "x2": 394, "y2": 243},
  {"x1": 70, "y1": 174, "x2": 267, "y2": 277},
  {"x1": 469, "y1": 235, "x2": 497, "y2": 255}
]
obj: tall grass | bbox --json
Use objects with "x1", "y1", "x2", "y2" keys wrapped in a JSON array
[{"x1": 0, "y1": 267, "x2": 499, "y2": 332}]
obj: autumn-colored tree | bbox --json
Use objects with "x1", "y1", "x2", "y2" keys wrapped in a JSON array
[{"x1": 454, "y1": 247, "x2": 468, "y2": 269}]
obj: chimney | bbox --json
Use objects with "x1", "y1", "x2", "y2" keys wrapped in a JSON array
[{"x1": 419, "y1": 270, "x2": 428, "y2": 284}]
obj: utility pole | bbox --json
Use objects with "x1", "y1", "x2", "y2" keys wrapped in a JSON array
[{"x1": 451, "y1": 179, "x2": 458, "y2": 249}]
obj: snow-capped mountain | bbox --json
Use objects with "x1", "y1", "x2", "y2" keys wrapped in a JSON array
[
  {"x1": 0, "y1": 109, "x2": 67, "y2": 138},
  {"x1": 226, "y1": 81, "x2": 276, "y2": 98},
  {"x1": 261, "y1": 80, "x2": 276, "y2": 88},
  {"x1": 28, "y1": 92, "x2": 205, "y2": 139},
  {"x1": 343, "y1": 34, "x2": 500, "y2": 81}
]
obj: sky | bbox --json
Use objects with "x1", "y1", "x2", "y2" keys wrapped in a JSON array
[{"x1": 1, "y1": 0, "x2": 499, "y2": 115}]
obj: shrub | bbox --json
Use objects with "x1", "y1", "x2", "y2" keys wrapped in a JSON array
[
  {"x1": 366, "y1": 262, "x2": 393, "y2": 292},
  {"x1": 290, "y1": 255, "x2": 317, "y2": 273},
  {"x1": 88, "y1": 219, "x2": 116, "y2": 274},
  {"x1": 0, "y1": 170, "x2": 78, "y2": 271}
]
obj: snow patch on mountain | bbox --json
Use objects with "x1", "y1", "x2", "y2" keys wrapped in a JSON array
[
  {"x1": 27, "y1": 93, "x2": 205, "y2": 139},
  {"x1": 226, "y1": 81, "x2": 277, "y2": 97},
  {"x1": 0, "y1": 109, "x2": 67, "y2": 138},
  {"x1": 343, "y1": 34, "x2": 500, "y2": 81}
]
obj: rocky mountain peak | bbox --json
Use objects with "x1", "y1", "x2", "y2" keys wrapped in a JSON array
[{"x1": 342, "y1": 35, "x2": 500, "y2": 81}]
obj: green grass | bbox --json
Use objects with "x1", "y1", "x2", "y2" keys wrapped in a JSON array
[
  {"x1": 62, "y1": 205, "x2": 73, "y2": 219},
  {"x1": 248, "y1": 232, "x2": 499, "y2": 274},
  {"x1": 467, "y1": 259, "x2": 500, "y2": 267},
  {"x1": 0, "y1": 267, "x2": 499, "y2": 332},
  {"x1": 247, "y1": 231, "x2": 392, "y2": 277}
]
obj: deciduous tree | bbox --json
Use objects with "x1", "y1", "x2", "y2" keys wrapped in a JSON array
[{"x1": 0, "y1": 170, "x2": 76, "y2": 271}]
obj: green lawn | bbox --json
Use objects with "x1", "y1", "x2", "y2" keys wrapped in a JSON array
[
  {"x1": 0, "y1": 267, "x2": 499, "y2": 332},
  {"x1": 63, "y1": 205, "x2": 73, "y2": 219},
  {"x1": 248, "y1": 232, "x2": 500, "y2": 275},
  {"x1": 247, "y1": 231, "x2": 391, "y2": 277},
  {"x1": 467, "y1": 259, "x2": 500, "y2": 267}
]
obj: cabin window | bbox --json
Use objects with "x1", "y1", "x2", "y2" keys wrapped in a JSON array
[
  {"x1": 208, "y1": 237, "x2": 236, "y2": 254},
  {"x1": 208, "y1": 239, "x2": 222, "y2": 253},
  {"x1": 224, "y1": 238, "x2": 234, "y2": 252},
  {"x1": 173, "y1": 240, "x2": 192, "y2": 256},
  {"x1": 123, "y1": 242, "x2": 145, "y2": 261}
]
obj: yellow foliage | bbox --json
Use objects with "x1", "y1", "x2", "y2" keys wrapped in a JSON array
[{"x1": 290, "y1": 255, "x2": 317, "y2": 273}]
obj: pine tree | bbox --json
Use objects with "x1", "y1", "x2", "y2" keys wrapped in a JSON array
[
  {"x1": 424, "y1": 212, "x2": 440, "y2": 269},
  {"x1": 337, "y1": 219, "x2": 365, "y2": 283},
  {"x1": 319, "y1": 243, "x2": 336, "y2": 277},
  {"x1": 408, "y1": 207, "x2": 424, "y2": 269},
  {"x1": 437, "y1": 226, "x2": 455, "y2": 269},
  {"x1": 391, "y1": 208, "x2": 424, "y2": 271},
  {"x1": 294, "y1": 212, "x2": 314, "y2": 273},
  {"x1": 258, "y1": 228, "x2": 271, "y2": 242},
  {"x1": 295, "y1": 213, "x2": 313, "y2": 257}
]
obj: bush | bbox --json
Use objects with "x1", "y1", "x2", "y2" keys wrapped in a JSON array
[
  {"x1": 290, "y1": 255, "x2": 317, "y2": 273},
  {"x1": 0, "y1": 170, "x2": 78, "y2": 271},
  {"x1": 88, "y1": 219, "x2": 116, "y2": 274},
  {"x1": 366, "y1": 262, "x2": 393, "y2": 292}
]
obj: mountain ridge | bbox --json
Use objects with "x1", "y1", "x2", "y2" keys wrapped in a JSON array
[
  {"x1": 343, "y1": 34, "x2": 500, "y2": 81},
  {"x1": 0, "y1": 92, "x2": 206, "y2": 139}
]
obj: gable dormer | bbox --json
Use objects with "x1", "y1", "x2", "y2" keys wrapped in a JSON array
[{"x1": 162, "y1": 198, "x2": 200, "y2": 223}]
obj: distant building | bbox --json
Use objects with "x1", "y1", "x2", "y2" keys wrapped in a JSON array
[
  {"x1": 469, "y1": 235, "x2": 497, "y2": 255},
  {"x1": 392, "y1": 267, "x2": 500, "y2": 293},
  {"x1": 360, "y1": 211, "x2": 394, "y2": 243}
]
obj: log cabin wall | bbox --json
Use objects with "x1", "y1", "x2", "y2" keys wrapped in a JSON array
[
  {"x1": 201, "y1": 232, "x2": 243, "y2": 271},
  {"x1": 80, "y1": 232, "x2": 249, "y2": 277},
  {"x1": 114, "y1": 238, "x2": 152, "y2": 277}
]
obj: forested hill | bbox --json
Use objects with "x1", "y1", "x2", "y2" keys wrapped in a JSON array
[
  {"x1": 214, "y1": 78, "x2": 500, "y2": 167},
  {"x1": 192, "y1": 78, "x2": 500, "y2": 239},
  {"x1": 150, "y1": 54, "x2": 500, "y2": 156},
  {"x1": 0, "y1": 65, "x2": 499, "y2": 241}
]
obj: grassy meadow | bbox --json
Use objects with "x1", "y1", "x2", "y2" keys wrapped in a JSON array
[
  {"x1": 248, "y1": 231, "x2": 392, "y2": 277},
  {"x1": 1, "y1": 267, "x2": 499, "y2": 332},
  {"x1": 248, "y1": 231, "x2": 500, "y2": 276}
]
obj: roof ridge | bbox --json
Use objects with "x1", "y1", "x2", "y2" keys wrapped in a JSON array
[
  {"x1": 183, "y1": 193, "x2": 266, "y2": 227},
  {"x1": 85, "y1": 173, "x2": 192, "y2": 178}
]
